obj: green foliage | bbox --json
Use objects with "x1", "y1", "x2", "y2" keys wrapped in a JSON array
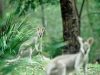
[
  {"x1": 9, "y1": 0, "x2": 59, "y2": 16},
  {"x1": 43, "y1": 38, "x2": 66, "y2": 58},
  {"x1": 78, "y1": 0, "x2": 100, "y2": 62},
  {"x1": 42, "y1": 0, "x2": 59, "y2": 5},
  {"x1": 0, "y1": 13, "x2": 36, "y2": 56}
]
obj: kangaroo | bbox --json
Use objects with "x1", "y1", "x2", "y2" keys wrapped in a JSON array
[
  {"x1": 6, "y1": 27, "x2": 44, "y2": 63},
  {"x1": 45, "y1": 36, "x2": 94, "y2": 75}
]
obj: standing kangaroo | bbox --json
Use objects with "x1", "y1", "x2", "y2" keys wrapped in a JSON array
[
  {"x1": 6, "y1": 27, "x2": 44, "y2": 63},
  {"x1": 45, "y1": 36, "x2": 94, "y2": 75}
]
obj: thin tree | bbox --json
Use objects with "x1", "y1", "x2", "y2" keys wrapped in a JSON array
[
  {"x1": 0, "y1": 0, "x2": 4, "y2": 18},
  {"x1": 39, "y1": 0, "x2": 46, "y2": 35}
]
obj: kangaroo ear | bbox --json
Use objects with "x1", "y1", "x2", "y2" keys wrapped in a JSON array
[
  {"x1": 77, "y1": 36, "x2": 84, "y2": 45},
  {"x1": 37, "y1": 27, "x2": 40, "y2": 31},
  {"x1": 88, "y1": 37, "x2": 94, "y2": 45},
  {"x1": 77, "y1": 36, "x2": 83, "y2": 43},
  {"x1": 42, "y1": 27, "x2": 45, "y2": 32}
]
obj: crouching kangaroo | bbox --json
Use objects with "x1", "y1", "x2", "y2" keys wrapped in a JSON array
[
  {"x1": 6, "y1": 27, "x2": 44, "y2": 63},
  {"x1": 45, "y1": 36, "x2": 94, "y2": 75}
]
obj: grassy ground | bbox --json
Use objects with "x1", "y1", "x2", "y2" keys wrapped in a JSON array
[
  {"x1": 0, "y1": 57, "x2": 100, "y2": 75},
  {"x1": 0, "y1": 57, "x2": 49, "y2": 75},
  {"x1": 87, "y1": 64, "x2": 100, "y2": 75}
]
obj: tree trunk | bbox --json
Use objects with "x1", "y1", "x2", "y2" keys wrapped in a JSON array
[{"x1": 60, "y1": 0, "x2": 80, "y2": 54}]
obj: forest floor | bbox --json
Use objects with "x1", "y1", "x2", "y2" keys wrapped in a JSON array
[{"x1": 0, "y1": 57, "x2": 100, "y2": 75}]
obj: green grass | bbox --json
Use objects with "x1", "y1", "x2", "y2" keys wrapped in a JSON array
[
  {"x1": 87, "y1": 64, "x2": 100, "y2": 75},
  {"x1": 0, "y1": 57, "x2": 49, "y2": 75},
  {"x1": 0, "y1": 57, "x2": 100, "y2": 75}
]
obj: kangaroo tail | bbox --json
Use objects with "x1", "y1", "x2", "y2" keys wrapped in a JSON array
[{"x1": 6, "y1": 55, "x2": 21, "y2": 63}]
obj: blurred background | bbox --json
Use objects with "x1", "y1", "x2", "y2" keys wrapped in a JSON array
[{"x1": 0, "y1": 0, "x2": 100, "y2": 75}]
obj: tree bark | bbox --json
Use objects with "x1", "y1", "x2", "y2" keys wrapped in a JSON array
[{"x1": 60, "y1": 0, "x2": 80, "y2": 54}]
